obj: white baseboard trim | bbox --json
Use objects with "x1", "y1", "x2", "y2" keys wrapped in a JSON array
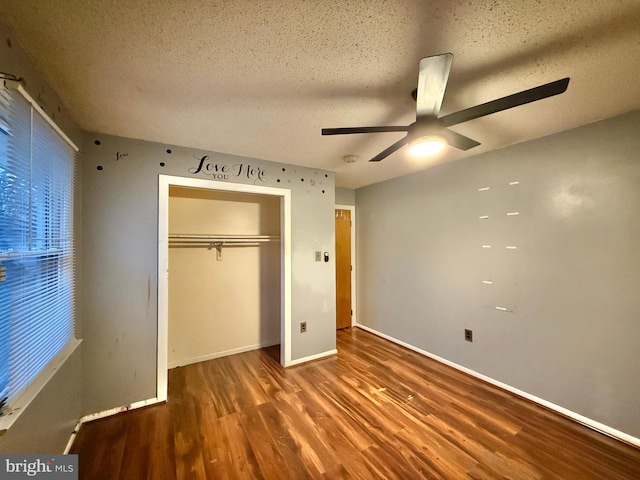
[
  {"x1": 66, "y1": 344, "x2": 334, "y2": 450},
  {"x1": 65, "y1": 397, "x2": 163, "y2": 453},
  {"x1": 168, "y1": 340, "x2": 281, "y2": 369},
  {"x1": 288, "y1": 349, "x2": 338, "y2": 367},
  {"x1": 63, "y1": 420, "x2": 82, "y2": 454},
  {"x1": 355, "y1": 324, "x2": 640, "y2": 449},
  {"x1": 66, "y1": 342, "x2": 280, "y2": 451},
  {"x1": 79, "y1": 397, "x2": 163, "y2": 425}
]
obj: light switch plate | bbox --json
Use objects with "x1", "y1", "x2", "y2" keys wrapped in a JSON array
[{"x1": 315, "y1": 251, "x2": 321, "y2": 261}]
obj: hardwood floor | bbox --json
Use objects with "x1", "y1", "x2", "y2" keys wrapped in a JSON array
[{"x1": 70, "y1": 327, "x2": 640, "y2": 479}]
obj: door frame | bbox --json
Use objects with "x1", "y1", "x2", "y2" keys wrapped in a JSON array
[
  {"x1": 157, "y1": 174, "x2": 292, "y2": 401},
  {"x1": 335, "y1": 204, "x2": 356, "y2": 327}
]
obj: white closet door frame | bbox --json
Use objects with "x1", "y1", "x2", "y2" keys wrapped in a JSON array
[{"x1": 157, "y1": 174, "x2": 292, "y2": 401}]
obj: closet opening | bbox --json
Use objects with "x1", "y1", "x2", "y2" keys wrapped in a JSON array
[{"x1": 157, "y1": 175, "x2": 292, "y2": 401}]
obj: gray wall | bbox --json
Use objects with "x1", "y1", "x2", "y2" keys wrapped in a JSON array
[
  {"x1": 0, "y1": 19, "x2": 83, "y2": 453},
  {"x1": 81, "y1": 134, "x2": 336, "y2": 415},
  {"x1": 335, "y1": 187, "x2": 356, "y2": 206},
  {"x1": 356, "y1": 111, "x2": 640, "y2": 439}
]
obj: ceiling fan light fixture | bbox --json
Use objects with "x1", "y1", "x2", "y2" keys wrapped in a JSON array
[
  {"x1": 408, "y1": 134, "x2": 447, "y2": 157},
  {"x1": 322, "y1": 53, "x2": 569, "y2": 163}
]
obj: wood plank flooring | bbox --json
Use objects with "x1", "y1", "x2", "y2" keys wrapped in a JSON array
[{"x1": 70, "y1": 327, "x2": 640, "y2": 479}]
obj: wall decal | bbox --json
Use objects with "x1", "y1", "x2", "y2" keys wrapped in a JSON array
[
  {"x1": 234, "y1": 163, "x2": 267, "y2": 182},
  {"x1": 85, "y1": 137, "x2": 333, "y2": 196},
  {"x1": 36, "y1": 86, "x2": 46, "y2": 109},
  {"x1": 188, "y1": 155, "x2": 267, "y2": 183}
]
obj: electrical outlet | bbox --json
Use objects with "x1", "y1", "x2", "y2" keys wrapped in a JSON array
[
  {"x1": 465, "y1": 329, "x2": 473, "y2": 342},
  {"x1": 300, "y1": 322, "x2": 307, "y2": 333}
]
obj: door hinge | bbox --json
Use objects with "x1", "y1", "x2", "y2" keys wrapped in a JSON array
[{"x1": 350, "y1": 309, "x2": 353, "y2": 316}]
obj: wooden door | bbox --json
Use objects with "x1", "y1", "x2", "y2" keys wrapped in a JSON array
[{"x1": 335, "y1": 209, "x2": 352, "y2": 329}]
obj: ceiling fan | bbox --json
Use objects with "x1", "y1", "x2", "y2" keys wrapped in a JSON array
[{"x1": 322, "y1": 53, "x2": 570, "y2": 162}]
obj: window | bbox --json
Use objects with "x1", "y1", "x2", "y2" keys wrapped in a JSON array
[{"x1": 0, "y1": 80, "x2": 78, "y2": 420}]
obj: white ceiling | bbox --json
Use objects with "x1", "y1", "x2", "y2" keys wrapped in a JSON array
[{"x1": 1, "y1": 0, "x2": 639, "y2": 188}]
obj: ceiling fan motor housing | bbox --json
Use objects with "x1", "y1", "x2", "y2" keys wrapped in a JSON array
[{"x1": 409, "y1": 117, "x2": 444, "y2": 141}]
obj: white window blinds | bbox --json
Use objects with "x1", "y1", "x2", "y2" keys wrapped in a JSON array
[{"x1": 0, "y1": 81, "x2": 77, "y2": 408}]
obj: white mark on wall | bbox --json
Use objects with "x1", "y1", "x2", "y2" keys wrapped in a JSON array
[
  {"x1": 495, "y1": 306, "x2": 511, "y2": 312},
  {"x1": 476, "y1": 180, "x2": 520, "y2": 315}
]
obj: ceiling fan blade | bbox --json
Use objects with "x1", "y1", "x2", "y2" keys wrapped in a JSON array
[
  {"x1": 441, "y1": 77, "x2": 570, "y2": 127},
  {"x1": 416, "y1": 53, "x2": 454, "y2": 118},
  {"x1": 369, "y1": 136, "x2": 410, "y2": 162},
  {"x1": 322, "y1": 126, "x2": 410, "y2": 135},
  {"x1": 442, "y1": 129, "x2": 481, "y2": 151}
]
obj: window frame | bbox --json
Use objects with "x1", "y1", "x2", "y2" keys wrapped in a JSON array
[{"x1": 0, "y1": 80, "x2": 81, "y2": 435}]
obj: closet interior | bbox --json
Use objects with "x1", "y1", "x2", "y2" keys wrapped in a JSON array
[{"x1": 167, "y1": 185, "x2": 281, "y2": 369}]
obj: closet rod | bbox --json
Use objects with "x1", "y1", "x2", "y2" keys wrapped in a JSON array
[
  {"x1": 168, "y1": 234, "x2": 280, "y2": 260},
  {"x1": 169, "y1": 234, "x2": 280, "y2": 242},
  {"x1": 169, "y1": 239, "x2": 277, "y2": 244}
]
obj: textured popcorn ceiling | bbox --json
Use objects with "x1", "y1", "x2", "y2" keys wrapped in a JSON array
[{"x1": 1, "y1": 0, "x2": 639, "y2": 188}]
